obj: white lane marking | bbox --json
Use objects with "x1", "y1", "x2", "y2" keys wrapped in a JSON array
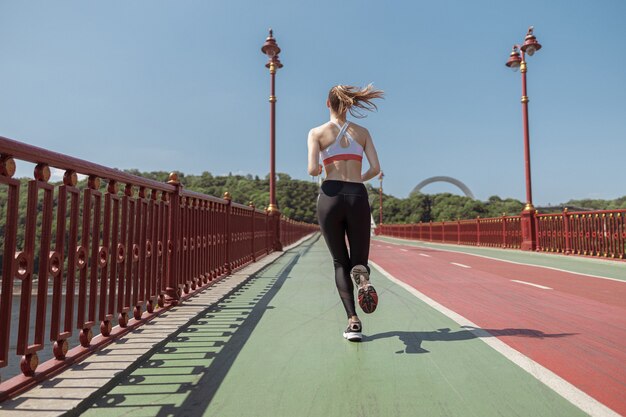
[
  {"x1": 385, "y1": 246, "x2": 393, "y2": 249},
  {"x1": 400, "y1": 249, "x2": 409, "y2": 252},
  {"x1": 419, "y1": 253, "x2": 431, "y2": 258},
  {"x1": 451, "y1": 262, "x2": 471, "y2": 269},
  {"x1": 511, "y1": 280, "x2": 552, "y2": 290},
  {"x1": 370, "y1": 261, "x2": 620, "y2": 417},
  {"x1": 374, "y1": 238, "x2": 625, "y2": 284}
]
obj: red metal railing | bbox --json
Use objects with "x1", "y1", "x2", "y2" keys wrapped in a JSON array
[
  {"x1": 281, "y1": 216, "x2": 317, "y2": 247},
  {"x1": 536, "y1": 208, "x2": 626, "y2": 259},
  {"x1": 376, "y1": 216, "x2": 522, "y2": 249},
  {"x1": 0, "y1": 135, "x2": 317, "y2": 399},
  {"x1": 377, "y1": 209, "x2": 626, "y2": 259}
]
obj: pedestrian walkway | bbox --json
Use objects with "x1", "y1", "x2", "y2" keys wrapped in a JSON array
[{"x1": 61, "y1": 234, "x2": 588, "y2": 416}]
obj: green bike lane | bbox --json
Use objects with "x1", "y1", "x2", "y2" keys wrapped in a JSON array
[{"x1": 75, "y1": 235, "x2": 586, "y2": 417}]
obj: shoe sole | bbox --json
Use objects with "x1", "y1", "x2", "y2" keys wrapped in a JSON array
[
  {"x1": 343, "y1": 331, "x2": 362, "y2": 342},
  {"x1": 351, "y1": 265, "x2": 378, "y2": 314},
  {"x1": 358, "y1": 286, "x2": 378, "y2": 314}
]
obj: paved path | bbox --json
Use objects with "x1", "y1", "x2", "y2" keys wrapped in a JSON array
[{"x1": 64, "y1": 234, "x2": 601, "y2": 416}]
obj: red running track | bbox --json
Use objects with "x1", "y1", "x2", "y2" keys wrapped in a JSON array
[{"x1": 370, "y1": 242, "x2": 626, "y2": 416}]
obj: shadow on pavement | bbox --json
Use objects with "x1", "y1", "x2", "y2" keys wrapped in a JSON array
[
  {"x1": 363, "y1": 327, "x2": 577, "y2": 354},
  {"x1": 69, "y1": 237, "x2": 318, "y2": 417}
]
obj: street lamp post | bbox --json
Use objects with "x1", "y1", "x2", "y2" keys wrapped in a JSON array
[
  {"x1": 261, "y1": 29, "x2": 283, "y2": 251},
  {"x1": 506, "y1": 26, "x2": 542, "y2": 251},
  {"x1": 378, "y1": 171, "x2": 384, "y2": 226}
]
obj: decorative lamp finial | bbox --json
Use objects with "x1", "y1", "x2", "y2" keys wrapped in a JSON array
[
  {"x1": 168, "y1": 172, "x2": 179, "y2": 184},
  {"x1": 520, "y1": 26, "x2": 541, "y2": 56}
]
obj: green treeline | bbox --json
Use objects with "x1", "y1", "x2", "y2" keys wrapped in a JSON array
[
  {"x1": 374, "y1": 193, "x2": 526, "y2": 224},
  {"x1": 557, "y1": 197, "x2": 626, "y2": 211},
  {"x1": 123, "y1": 170, "x2": 320, "y2": 224}
]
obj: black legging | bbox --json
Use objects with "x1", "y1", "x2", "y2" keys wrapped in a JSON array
[{"x1": 317, "y1": 180, "x2": 371, "y2": 318}]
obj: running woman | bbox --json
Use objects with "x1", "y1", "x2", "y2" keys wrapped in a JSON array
[{"x1": 307, "y1": 84, "x2": 383, "y2": 342}]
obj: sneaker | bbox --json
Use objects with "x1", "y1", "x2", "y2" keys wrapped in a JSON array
[
  {"x1": 343, "y1": 320, "x2": 362, "y2": 342},
  {"x1": 351, "y1": 265, "x2": 378, "y2": 314}
]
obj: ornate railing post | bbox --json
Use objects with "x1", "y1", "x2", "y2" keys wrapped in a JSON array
[
  {"x1": 429, "y1": 220, "x2": 433, "y2": 242},
  {"x1": 265, "y1": 207, "x2": 270, "y2": 254},
  {"x1": 476, "y1": 216, "x2": 481, "y2": 247},
  {"x1": 223, "y1": 192, "x2": 232, "y2": 274},
  {"x1": 457, "y1": 219, "x2": 461, "y2": 245},
  {"x1": 563, "y1": 207, "x2": 572, "y2": 255},
  {"x1": 441, "y1": 221, "x2": 445, "y2": 243},
  {"x1": 268, "y1": 206, "x2": 283, "y2": 252},
  {"x1": 0, "y1": 156, "x2": 19, "y2": 376},
  {"x1": 164, "y1": 173, "x2": 182, "y2": 306},
  {"x1": 249, "y1": 201, "x2": 256, "y2": 262},
  {"x1": 521, "y1": 207, "x2": 538, "y2": 251},
  {"x1": 502, "y1": 213, "x2": 507, "y2": 248},
  {"x1": 78, "y1": 174, "x2": 100, "y2": 349}
]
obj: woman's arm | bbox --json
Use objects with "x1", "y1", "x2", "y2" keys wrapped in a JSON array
[
  {"x1": 307, "y1": 129, "x2": 323, "y2": 176},
  {"x1": 361, "y1": 130, "x2": 380, "y2": 182}
]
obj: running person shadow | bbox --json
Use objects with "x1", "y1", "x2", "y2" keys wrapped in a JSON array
[{"x1": 362, "y1": 327, "x2": 577, "y2": 354}]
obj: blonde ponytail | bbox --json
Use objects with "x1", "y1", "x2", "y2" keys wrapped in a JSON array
[{"x1": 328, "y1": 84, "x2": 384, "y2": 118}]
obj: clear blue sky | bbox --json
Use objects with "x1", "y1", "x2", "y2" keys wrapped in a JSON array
[{"x1": 1, "y1": 1, "x2": 624, "y2": 206}]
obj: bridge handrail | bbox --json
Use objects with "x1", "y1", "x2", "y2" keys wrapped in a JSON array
[
  {"x1": 0, "y1": 134, "x2": 317, "y2": 400},
  {"x1": 376, "y1": 209, "x2": 625, "y2": 259},
  {"x1": 0, "y1": 135, "x2": 176, "y2": 192},
  {"x1": 535, "y1": 208, "x2": 625, "y2": 257}
]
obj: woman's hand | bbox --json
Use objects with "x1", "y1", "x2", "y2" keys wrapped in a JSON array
[{"x1": 317, "y1": 164, "x2": 323, "y2": 176}]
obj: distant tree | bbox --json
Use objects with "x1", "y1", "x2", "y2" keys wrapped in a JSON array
[
  {"x1": 484, "y1": 195, "x2": 524, "y2": 217},
  {"x1": 562, "y1": 198, "x2": 626, "y2": 211}
]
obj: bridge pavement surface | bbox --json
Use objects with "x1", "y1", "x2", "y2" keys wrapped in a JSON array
[
  {"x1": 51, "y1": 233, "x2": 622, "y2": 417},
  {"x1": 372, "y1": 236, "x2": 625, "y2": 417}
]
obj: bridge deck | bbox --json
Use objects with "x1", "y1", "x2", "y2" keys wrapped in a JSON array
[{"x1": 1, "y1": 234, "x2": 624, "y2": 416}]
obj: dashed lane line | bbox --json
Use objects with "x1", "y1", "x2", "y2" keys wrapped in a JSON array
[
  {"x1": 451, "y1": 262, "x2": 471, "y2": 269},
  {"x1": 511, "y1": 280, "x2": 553, "y2": 290}
]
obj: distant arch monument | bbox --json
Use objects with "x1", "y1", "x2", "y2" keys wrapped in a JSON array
[{"x1": 410, "y1": 176, "x2": 475, "y2": 200}]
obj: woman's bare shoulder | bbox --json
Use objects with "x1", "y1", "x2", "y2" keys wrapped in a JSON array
[
  {"x1": 347, "y1": 121, "x2": 371, "y2": 139},
  {"x1": 309, "y1": 122, "x2": 332, "y2": 138}
]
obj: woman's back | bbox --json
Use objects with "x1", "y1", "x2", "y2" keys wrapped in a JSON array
[{"x1": 312, "y1": 120, "x2": 371, "y2": 183}]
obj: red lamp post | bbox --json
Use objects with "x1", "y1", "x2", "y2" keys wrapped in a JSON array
[
  {"x1": 378, "y1": 171, "x2": 384, "y2": 226},
  {"x1": 261, "y1": 29, "x2": 283, "y2": 251},
  {"x1": 506, "y1": 26, "x2": 542, "y2": 251}
]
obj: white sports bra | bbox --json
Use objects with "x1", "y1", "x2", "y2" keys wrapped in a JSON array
[{"x1": 319, "y1": 121, "x2": 364, "y2": 166}]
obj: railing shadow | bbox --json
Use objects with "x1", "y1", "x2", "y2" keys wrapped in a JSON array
[
  {"x1": 363, "y1": 326, "x2": 577, "y2": 354},
  {"x1": 70, "y1": 237, "x2": 317, "y2": 417}
]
